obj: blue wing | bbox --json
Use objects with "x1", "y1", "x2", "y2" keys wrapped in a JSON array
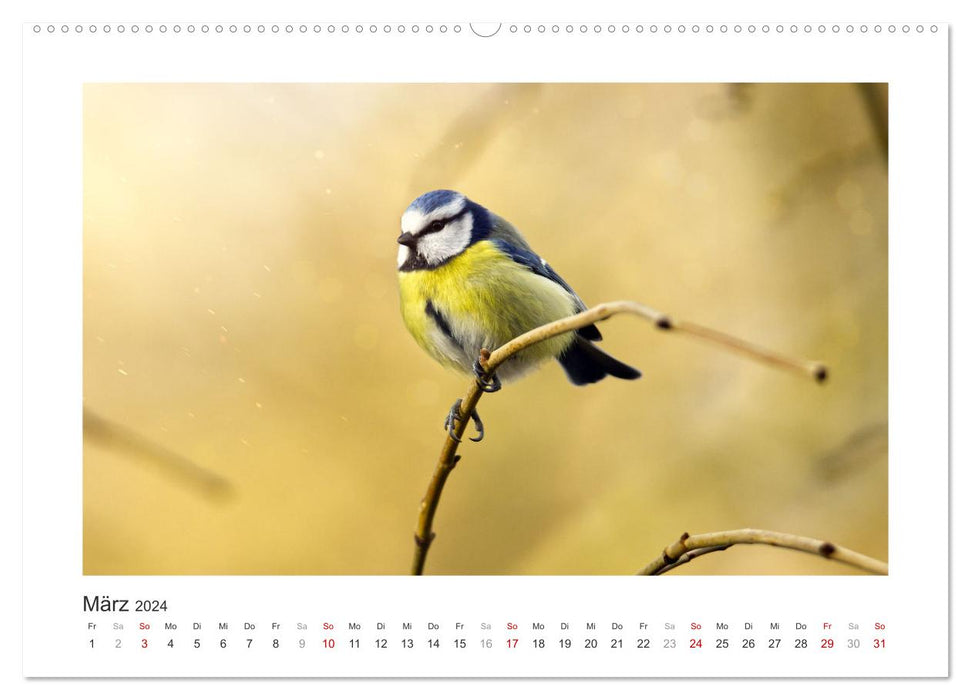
[{"x1": 490, "y1": 239, "x2": 603, "y2": 342}]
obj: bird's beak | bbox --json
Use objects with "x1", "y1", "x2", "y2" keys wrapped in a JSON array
[{"x1": 397, "y1": 231, "x2": 417, "y2": 247}]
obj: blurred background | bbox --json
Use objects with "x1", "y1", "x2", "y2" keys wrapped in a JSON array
[{"x1": 83, "y1": 83, "x2": 887, "y2": 575}]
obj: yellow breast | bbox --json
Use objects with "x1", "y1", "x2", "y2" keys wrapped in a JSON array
[{"x1": 398, "y1": 241, "x2": 577, "y2": 376}]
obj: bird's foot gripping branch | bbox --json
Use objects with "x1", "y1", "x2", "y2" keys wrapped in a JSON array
[{"x1": 410, "y1": 300, "x2": 881, "y2": 576}]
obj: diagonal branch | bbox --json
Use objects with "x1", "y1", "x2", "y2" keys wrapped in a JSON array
[
  {"x1": 649, "y1": 544, "x2": 734, "y2": 575},
  {"x1": 411, "y1": 300, "x2": 829, "y2": 575},
  {"x1": 637, "y1": 529, "x2": 888, "y2": 575}
]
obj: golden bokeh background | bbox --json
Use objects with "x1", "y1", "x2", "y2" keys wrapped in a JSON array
[{"x1": 83, "y1": 83, "x2": 887, "y2": 575}]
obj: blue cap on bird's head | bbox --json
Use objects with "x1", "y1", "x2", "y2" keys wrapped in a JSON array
[
  {"x1": 407, "y1": 189, "x2": 466, "y2": 215},
  {"x1": 398, "y1": 190, "x2": 494, "y2": 270}
]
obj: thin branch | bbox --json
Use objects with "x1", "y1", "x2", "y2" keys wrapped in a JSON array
[
  {"x1": 651, "y1": 544, "x2": 734, "y2": 575},
  {"x1": 856, "y1": 83, "x2": 889, "y2": 163},
  {"x1": 411, "y1": 377, "x2": 482, "y2": 576},
  {"x1": 411, "y1": 300, "x2": 828, "y2": 575},
  {"x1": 636, "y1": 529, "x2": 888, "y2": 576},
  {"x1": 485, "y1": 301, "x2": 827, "y2": 382},
  {"x1": 84, "y1": 408, "x2": 233, "y2": 499}
]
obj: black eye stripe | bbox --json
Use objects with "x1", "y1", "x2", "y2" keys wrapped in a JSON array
[{"x1": 415, "y1": 211, "x2": 466, "y2": 238}]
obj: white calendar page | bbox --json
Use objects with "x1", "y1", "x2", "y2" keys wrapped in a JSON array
[{"x1": 17, "y1": 0, "x2": 953, "y2": 687}]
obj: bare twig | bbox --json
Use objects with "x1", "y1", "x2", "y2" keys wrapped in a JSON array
[
  {"x1": 84, "y1": 408, "x2": 233, "y2": 499},
  {"x1": 856, "y1": 83, "x2": 889, "y2": 162},
  {"x1": 486, "y1": 301, "x2": 827, "y2": 382},
  {"x1": 411, "y1": 300, "x2": 828, "y2": 575},
  {"x1": 650, "y1": 544, "x2": 734, "y2": 575},
  {"x1": 637, "y1": 529, "x2": 888, "y2": 576}
]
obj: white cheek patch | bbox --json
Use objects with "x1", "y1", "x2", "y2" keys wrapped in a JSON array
[
  {"x1": 416, "y1": 212, "x2": 473, "y2": 266},
  {"x1": 397, "y1": 244, "x2": 411, "y2": 269}
]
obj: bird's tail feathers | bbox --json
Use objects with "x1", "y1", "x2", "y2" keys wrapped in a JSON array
[{"x1": 557, "y1": 337, "x2": 641, "y2": 386}]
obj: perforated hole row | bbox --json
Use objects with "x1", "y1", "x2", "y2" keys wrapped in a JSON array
[{"x1": 30, "y1": 23, "x2": 939, "y2": 35}]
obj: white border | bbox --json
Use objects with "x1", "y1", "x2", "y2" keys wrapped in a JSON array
[{"x1": 20, "y1": 20, "x2": 948, "y2": 681}]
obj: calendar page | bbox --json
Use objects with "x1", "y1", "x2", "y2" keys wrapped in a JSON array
[{"x1": 20, "y1": 8, "x2": 950, "y2": 684}]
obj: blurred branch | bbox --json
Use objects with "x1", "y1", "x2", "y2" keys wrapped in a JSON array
[
  {"x1": 771, "y1": 143, "x2": 878, "y2": 220},
  {"x1": 84, "y1": 408, "x2": 233, "y2": 500},
  {"x1": 856, "y1": 83, "x2": 889, "y2": 162},
  {"x1": 411, "y1": 300, "x2": 828, "y2": 575},
  {"x1": 409, "y1": 84, "x2": 542, "y2": 193},
  {"x1": 696, "y1": 83, "x2": 753, "y2": 120},
  {"x1": 637, "y1": 529, "x2": 888, "y2": 575},
  {"x1": 815, "y1": 422, "x2": 888, "y2": 482}
]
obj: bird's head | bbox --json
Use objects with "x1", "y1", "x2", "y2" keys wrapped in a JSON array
[{"x1": 397, "y1": 190, "x2": 491, "y2": 271}]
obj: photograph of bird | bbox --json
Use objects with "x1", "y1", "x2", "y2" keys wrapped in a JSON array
[
  {"x1": 81, "y1": 83, "x2": 887, "y2": 576},
  {"x1": 397, "y1": 189, "x2": 641, "y2": 442}
]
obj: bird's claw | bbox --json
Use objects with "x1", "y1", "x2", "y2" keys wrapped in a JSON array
[
  {"x1": 445, "y1": 399, "x2": 463, "y2": 442},
  {"x1": 444, "y1": 399, "x2": 485, "y2": 443},
  {"x1": 473, "y1": 358, "x2": 502, "y2": 393},
  {"x1": 469, "y1": 407, "x2": 484, "y2": 442}
]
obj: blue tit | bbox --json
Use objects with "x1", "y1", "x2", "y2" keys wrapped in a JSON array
[{"x1": 397, "y1": 189, "x2": 640, "y2": 441}]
